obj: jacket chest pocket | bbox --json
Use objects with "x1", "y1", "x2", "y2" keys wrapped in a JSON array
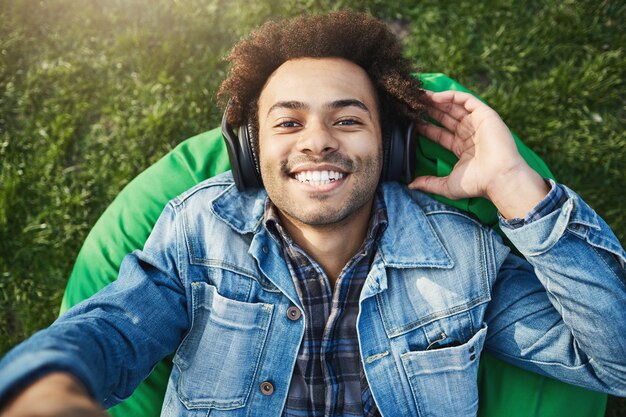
[
  {"x1": 401, "y1": 325, "x2": 487, "y2": 417},
  {"x1": 377, "y1": 266, "x2": 492, "y2": 417},
  {"x1": 173, "y1": 281, "x2": 274, "y2": 410}
]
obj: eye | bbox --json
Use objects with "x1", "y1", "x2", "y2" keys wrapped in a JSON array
[
  {"x1": 336, "y1": 118, "x2": 362, "y2": 126},
  {"x1": 275, "y1": 119, "x2": 301, "y2": 129}
]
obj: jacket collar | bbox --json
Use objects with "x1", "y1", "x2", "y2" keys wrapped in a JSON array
[
  {"x1": 377, "y1": 182, "x2": 453, "y2": 269},
  {"x1": 211, "y1": 180, "x2": 453, "y2": 269},
  {"x1": 211, "y1": 183, "x2": 268, "y2": 234}
]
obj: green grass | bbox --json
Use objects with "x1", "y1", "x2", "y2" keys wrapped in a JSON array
[{"x1": 0, "y1": 0, "x2": 624, "y2": 414}]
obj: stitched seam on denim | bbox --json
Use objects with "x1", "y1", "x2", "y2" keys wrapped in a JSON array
[
  {"x1": 172, "y1": 283, "x2": 199, "y2": 374},
  {"x1": 356, "y1": 298, "x2": 387, "y2": 417},
  {"x1": 394, "y1": 349, "x2": 424, "y2": 417},
  {"x1": 173, "y1": 179, "x2": 234, "y2": 207},
  {"x1": 384, "y1": 297, "x2": 491, "y2": 339},
  {"x1": 481, "y1": 226, "x2": 496, "y2": 303},
  {"x1": 591, "y1": 244, "x2": 626, "y2": 290},
  {"x1": 189, "y1": 259, "x2": 254, "y2": 277},
  {"x1": 184, "y1": 219, "x2": 280, "y2": 292},
  {"x1": 389, "y1": 345, "x2": 417, "y2": 416},
  {"x1": 376, "y1": 287, "x2": 392, "y2": 338},
  {"x1": 477, "y1": 227, "x2": 488, "y2": 338},
  {"x1": 580, "y1": 228, "x2": 626, "y2": 264},
  {"x1": 486, "y1": 346, "x2": 593, "y2": 369},
  {"x1": 426, "y1": 209, "x2": 486, "y2": 247},
  {"x1": 400, "y1": 352, "x2": 475, "y2": 374},
  {"x1": 173, "y1": 202, "x2": 186, "y2": 289},
  {"x1": 182, "y1": 206, "x2": 197, "y2": 284},
  {"x1": 568, "y1": 217, "x2": 601, "y2": 231},
  {"x1": 383, "y1": 260, "x2": 453, "y2": 269}
]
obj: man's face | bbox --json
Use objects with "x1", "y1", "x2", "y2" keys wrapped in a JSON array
[{"x1": 257, "y1": 57, "x2": 383, "y2": 228}]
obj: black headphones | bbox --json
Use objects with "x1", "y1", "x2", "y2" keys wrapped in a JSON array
[{"x1": 221, "y1": 105, "x2": 417, "y2": 191}]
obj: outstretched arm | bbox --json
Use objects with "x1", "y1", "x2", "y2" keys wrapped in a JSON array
[
  {"x1": 408, "y1": 90, "x2": 549, "y2": 219},
  {"x1": 0, "y1": 202, "x2": 190, "y2": 414}
]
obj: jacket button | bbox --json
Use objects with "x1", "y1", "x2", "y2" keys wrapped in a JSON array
[
  {"x1": 287, "y1": 306, "x2": 302, "y2": 321},
  {"x1": 260, "y1": 381, "x2": 274, "y2": 395},
  {"x1": 287, "y1": 306, "x2": 301, "y2": 321}
]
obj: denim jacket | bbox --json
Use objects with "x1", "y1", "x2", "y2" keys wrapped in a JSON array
[{"x1": 1, "y1": 172, "x2": 625, "y2": 417}]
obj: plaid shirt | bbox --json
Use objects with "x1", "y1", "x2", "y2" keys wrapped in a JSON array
[{"x1": 265, "y1": 196, "x2": 387, "y2": 417}]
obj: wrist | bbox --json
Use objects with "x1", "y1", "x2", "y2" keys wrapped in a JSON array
[{"x1": 487, "y1": 164, "x2": 550, "y2": 219}]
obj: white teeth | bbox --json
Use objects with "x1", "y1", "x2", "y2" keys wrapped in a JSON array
[{"x1": 294, "y1": 170, "x2": 345, "y2": 185}]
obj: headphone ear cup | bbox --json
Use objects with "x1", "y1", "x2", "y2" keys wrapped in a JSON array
[
  {"x1": 382, "y1": 123, "x2": 404, "y2": 182},
  {"x1": 382, "y1": 121, "x2": 416, "y2": 183},
  {"x1": 404, "y1": 122, "x2": 417, "y2": 183},
  {"x1": 237, "y1": 123, "x2": 263, "y2": 189},
  {"x1": 221, "y1": 102, "x2": 263, "y2": 190}
]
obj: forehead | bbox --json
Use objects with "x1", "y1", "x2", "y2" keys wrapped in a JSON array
[{"x1": 258, "y1": 58, "x2": 378, "y2": 112}]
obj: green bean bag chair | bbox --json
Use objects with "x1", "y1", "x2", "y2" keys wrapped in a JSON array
[{"x1": 60, "y1": 74, "x2": 607, "y2": 417}]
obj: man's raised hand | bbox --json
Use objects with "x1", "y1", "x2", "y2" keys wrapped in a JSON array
[{"x1": 408, "y1": 90, "x2": 549, "y2": 219}]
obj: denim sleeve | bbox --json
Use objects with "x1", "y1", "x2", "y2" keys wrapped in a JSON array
[
  {"x1": 484, "y1": 183, "x2": 626, "y2": 396},
  {"x1": 499, "y1": 179, "x2": 566, "y2": 229},
  {"x1": 0, "y1": 202, "x2": 189, "y2": 408}
]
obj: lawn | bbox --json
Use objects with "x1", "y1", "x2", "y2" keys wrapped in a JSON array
[{"x1": 0, "y1": 0, "x2": 624, "y2": 414}]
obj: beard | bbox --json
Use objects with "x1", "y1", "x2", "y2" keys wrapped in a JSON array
[{"x1": 262, "y1": 151, "x2": 382, "y2": 227}]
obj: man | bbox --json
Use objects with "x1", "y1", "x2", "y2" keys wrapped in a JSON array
[{"x1": 1, "y1": 10, "x2": 625, "y2": 417}]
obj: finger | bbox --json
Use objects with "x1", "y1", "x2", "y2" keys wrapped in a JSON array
[
  {"x1": 428, "y1": 90, "x2": 474, "y2": 105},
  {"x1": 429, "y1": 90, "x2": 490, "y2": 114},
  {"x1": 408, "y1": 175, "x2": 455, "y2": 199},
  {"x1": 423, "y1": 90, "x2": 470, "y2": 121},
  {"x1": 428, "y1": 100, "x2": 470, "y2": 122},
  {"x1": 425, "y1": 106, "x2": 461, "y2": 133},
  {"x1": 416, "y1": 122, "x2": 455, "y2": 152}
]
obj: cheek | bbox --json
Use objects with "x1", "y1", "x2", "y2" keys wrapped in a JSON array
[
  {"x1": 259, "y1": 143, "x2": 277, "y2": 163},
  {"x1": 359, "y1": 137, "x2": 383, "y2": 166},
  {"x1": 259, "y1": 140, "x2": 289, "y2": 178}
]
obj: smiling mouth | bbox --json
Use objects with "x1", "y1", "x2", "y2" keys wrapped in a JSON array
[{"x1": 293, "y1": 170, "x2": 346, "y2": 186}]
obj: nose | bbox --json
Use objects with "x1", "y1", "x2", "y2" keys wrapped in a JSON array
[{"x1": 295, "y1": 121, "x2": 338, "y2": 156}]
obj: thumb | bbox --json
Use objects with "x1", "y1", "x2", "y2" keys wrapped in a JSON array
[{"x1": 408, "y1": 175, "x2": 453, "y2": 198}]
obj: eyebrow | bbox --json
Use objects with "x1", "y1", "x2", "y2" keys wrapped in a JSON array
[
  {"x1": 266, "y1": 99, "x2": 371, "y2": 117},
  {"x1": 327, "y1": 99, "x2": 370, "y2": 114},
  {"x1": 267, "y1": 100, "x2": 308, "y2": 116}
]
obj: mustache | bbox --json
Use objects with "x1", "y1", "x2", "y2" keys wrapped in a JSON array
[{"x1": 280, "y1": 153, "x2": 356, "y2": 175}]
